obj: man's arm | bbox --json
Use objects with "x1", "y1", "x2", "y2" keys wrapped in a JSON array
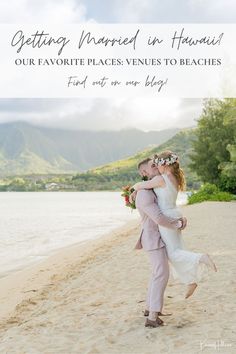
[{"x1": 136, "y1": 190, "x2": 184, "y2": 229}]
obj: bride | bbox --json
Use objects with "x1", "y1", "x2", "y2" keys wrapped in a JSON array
[{"x1": 132, "y1": 150, "x2": 217, "y2": 299}]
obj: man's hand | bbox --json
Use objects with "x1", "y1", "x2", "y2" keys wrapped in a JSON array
[{"x1": 179, "y1": 217, "x2": 187, "y2": 230}]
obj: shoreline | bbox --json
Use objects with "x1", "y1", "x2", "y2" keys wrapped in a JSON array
[
  {"x1": 0, "y1": 201, "x2": 235, "y2": 353},
  {"x1": 0, "y1": 219, "x2": 139, "y2": 323},
  {"x1": 0, "y1": 190, "x2": 139, "y2": 280},
  {"x1": 0, "y1": 219, "x2": 138, "y2": 280},
  {"x1": 0, "y1": 192, "x2": 186, "y2": 279}
]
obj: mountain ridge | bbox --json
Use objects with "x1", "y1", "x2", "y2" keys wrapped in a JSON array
[
  {"x1": 0, "y1": 122, "x2": 180, "y2": 176},
  {"x1": 71, "y1": 127, "x2": 201, "y2": 190}
]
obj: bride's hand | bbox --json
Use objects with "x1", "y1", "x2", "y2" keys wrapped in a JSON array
[
  {"x1": 180, "y1": 217, "x2": 187, "y2": 230},
  {"x1": 129, "y1": 190, "x2": 137, "y2": 204},
  {"x1": 132, "y1": 182, "x2": 143, "y2": 191}
]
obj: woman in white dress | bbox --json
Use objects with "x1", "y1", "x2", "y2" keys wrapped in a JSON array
[{"x1": 133, "y1": 150, "x2": 217, "y2": 299}]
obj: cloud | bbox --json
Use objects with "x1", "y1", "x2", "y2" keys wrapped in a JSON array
[
  {"x1": 0, "y1": 0, "x2": 235, "y2": 23},
  {"x1": 89, "y1": 0, "x2": 236, "y2": 23},
  {"x1": 0, "y1": 0, "x2": 87, "y2": 23},
  {"x1": 0, "y1": 98, "x2": 203, "y2": 131},
  {"x1": 0, "y1": 98, "x2": 93, "y2": 124}
]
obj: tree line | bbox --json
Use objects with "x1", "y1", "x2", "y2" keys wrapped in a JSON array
[{"x1": 190, "y1": 98, "x2": 236, "y2": 194}]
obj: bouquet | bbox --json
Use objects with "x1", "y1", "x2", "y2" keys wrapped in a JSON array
[{"x1": 121, "y1": 185, "x2": 136, "y2": 209}]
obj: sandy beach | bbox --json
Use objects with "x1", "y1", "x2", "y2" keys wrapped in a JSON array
[{"x1": 0, "y1": 201, "x2": 235, "y2": 354}]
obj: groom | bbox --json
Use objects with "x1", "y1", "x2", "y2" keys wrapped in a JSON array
[{"x1": 134, "y1": 158, "x2": 187, "y2": 328}]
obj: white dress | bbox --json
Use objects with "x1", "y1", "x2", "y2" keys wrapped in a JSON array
[{"x1": 154, "y1": 173, "x2": 203, "y2": 284}]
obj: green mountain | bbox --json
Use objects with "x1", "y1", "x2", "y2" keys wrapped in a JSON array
[
  {"x1": 0, "y1": 122, "x2": 179, "y2": 176},
  {"x1": 72, "y1": 128, "x2": 201, "y2": 190}
]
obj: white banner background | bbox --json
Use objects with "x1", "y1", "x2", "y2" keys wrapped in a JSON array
[{"x1": 0, "y1": 24, "x2": 235, "y2": 97}]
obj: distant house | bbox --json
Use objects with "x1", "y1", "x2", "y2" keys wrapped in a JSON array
[{"x1": 45, "y1": 182, "x2": 60, "y2": 191}]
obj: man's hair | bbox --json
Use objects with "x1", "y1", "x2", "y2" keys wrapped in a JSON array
[{"x1": 137, "y1": 157, "x2": 152, "y2": 170}]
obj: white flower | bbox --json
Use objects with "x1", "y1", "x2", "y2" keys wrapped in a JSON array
[{"x1": 154, "y1": 153, "x2": 178, "y2": 166}]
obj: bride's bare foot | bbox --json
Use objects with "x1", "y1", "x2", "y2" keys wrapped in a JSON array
[
  {"x1": 185, "y1": 283, "x2": 198, "y2": 299},
  {"x1": 200, "y1": 254, "x2": 217, "y2": 272}
]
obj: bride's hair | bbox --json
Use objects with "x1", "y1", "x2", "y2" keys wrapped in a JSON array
[{"x1": 154, "y1": 150, "x2": 186, "y2": 191}]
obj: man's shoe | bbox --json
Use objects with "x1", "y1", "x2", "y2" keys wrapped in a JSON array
[{"x1": 145, "y1": 317, "x2": 164, "y2": 328}]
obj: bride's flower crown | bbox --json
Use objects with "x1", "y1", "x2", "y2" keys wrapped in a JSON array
[{"x1": 153, "y1": 153, "x2": 179, "y2": 166}]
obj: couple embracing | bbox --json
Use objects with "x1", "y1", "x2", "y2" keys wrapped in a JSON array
[{"x1": 131, "y1": 151, "x2": 217, "y2": 328}]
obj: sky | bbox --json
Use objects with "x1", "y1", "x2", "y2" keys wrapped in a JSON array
[
  {"x1": 0, "y1": 0, "x2": 234, "y2": 131},
  {"x1": 0, "y1": 98, "x2": 203, "y2": 131},
  {"x1": 0, "y1": 0, "x2": 235, "y2": 23}
]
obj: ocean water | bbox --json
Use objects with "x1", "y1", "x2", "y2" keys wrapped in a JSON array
[{"x1": 0, "y1": 191, "x2": 187, "y2": 278}]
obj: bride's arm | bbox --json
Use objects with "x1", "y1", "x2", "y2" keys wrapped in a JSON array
[
  {"x1": 132, "y1": 175, "x2": 164, "y2": 191},
  {"x1": 135, "y1": 190, "x2": 184, "y2": 229}
]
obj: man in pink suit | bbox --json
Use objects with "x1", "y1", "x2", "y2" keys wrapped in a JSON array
[{"x1": 134, "y1": 158, "x2": 186, "y2": 328}]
